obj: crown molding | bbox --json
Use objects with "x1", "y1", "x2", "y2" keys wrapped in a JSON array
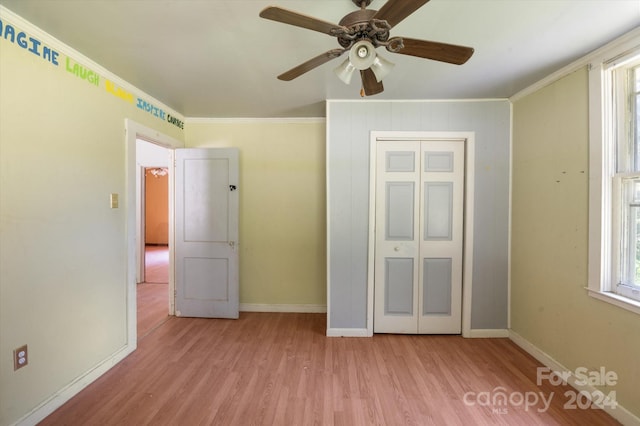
[
  {"x1": 185, "y1": 117, "x2": 326, "y2": 124},
  {"x1": 327, "y1": 98, "x2": 509, "y2": 103}
]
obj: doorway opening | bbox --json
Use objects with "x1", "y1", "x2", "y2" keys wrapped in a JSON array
[
  {"x1": 125, "y1": 120, "x2": 239, "y2": 347},
  {"x1": 138, "y1": 163, "x2": 170, "y2": 338},
  {"x1": 143, "y1": 166, "x2": 169, "y2": 283},
  {"x1": 125, "y1": 119, "x2": 182, "y2": 348}
]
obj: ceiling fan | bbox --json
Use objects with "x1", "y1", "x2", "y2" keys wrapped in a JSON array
[{"x1": 259, "y1": 0, "x2": 474, "y2": 96}]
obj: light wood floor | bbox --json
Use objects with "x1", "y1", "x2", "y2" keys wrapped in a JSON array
[
  {"x1": 144, "y1": 244, "x2": 169, "y2": 284},
  {"x1": 137, "y1": 245, "x2": 169, "y2": 338},
  {"x1": 137, "y1": 283, "x2": 169, "y2": 338},
  {"x1": 40, "y1": 313, "x2": 618, "y2": 425}
]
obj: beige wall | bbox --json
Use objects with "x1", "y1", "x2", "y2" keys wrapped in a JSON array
[
  {"x1": 0, "y1": 14, "x2": 184, "y2": 424},
  {"x1": 185, "y1": 121, "x2": 327, "y2": 307},
  {"x1": 512, "y1": 67, "x2": 640, "y2": 416}
]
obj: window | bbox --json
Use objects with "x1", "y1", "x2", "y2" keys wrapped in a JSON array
[
  {"x1": 614, "y1": 62, "x2": 640, "y2": 302},
  {"x1": 588, "y1": 30, "x2": 640, "y2": 314}
]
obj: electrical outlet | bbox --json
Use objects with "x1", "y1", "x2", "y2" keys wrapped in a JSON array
[{"x1": 13, "y1": 345, "x2": 28, "y2": 371}]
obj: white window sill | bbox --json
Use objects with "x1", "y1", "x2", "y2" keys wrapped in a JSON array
[{"x1": 586, "y1": 288, "x2": 640, "y2": 316}]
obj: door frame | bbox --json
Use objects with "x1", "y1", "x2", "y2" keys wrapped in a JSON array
[
  {"x1": 137, "y1": 166, "x2": 147, "y2": 284},
  {"x1": 367, "y1": 131, "x2": 475, "y2": 337},
  {"x1": 125, "y1": 119, "x2": 183, "y2": 346}
]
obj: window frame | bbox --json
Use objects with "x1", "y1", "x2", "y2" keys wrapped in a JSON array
[
  {"x1": 613, "y1": 63, "x2": 640, "y2": 302},
  {"x1": 588, "y1": 31, "x2": 640, "y2": 315}
]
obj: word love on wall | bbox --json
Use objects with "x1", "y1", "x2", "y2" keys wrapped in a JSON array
[{"x1": 0, "y1": 15, "x2": 184, "y2": 130}]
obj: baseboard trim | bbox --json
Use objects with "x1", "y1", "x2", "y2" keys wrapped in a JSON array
[
  {"x1": 326, "y1": 328, "x2": 371, "y2": 337},
  {"x1": 239, "y1": 303, "x2": 327, "y2": 313},
  {"x1": 465, "y1": 328, "x2": 510, "y2": 338},
  {"x1": 13, "y1": 343, "x2": 135, "y2": 426},
  {"x1": 325, "y1": 328, "x2": 509, "y2": 338},
  {"x1": 509, "y1": 330, "x2": 640, "y2": 426}
]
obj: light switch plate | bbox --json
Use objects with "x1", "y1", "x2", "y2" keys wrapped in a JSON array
[{"x1": 110, "y1": 193, "x2": 119, "y2": 209}]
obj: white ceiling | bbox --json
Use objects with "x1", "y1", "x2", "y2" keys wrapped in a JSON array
[{"x1": 1, "y1": 0, "x2": 639, "y2": 118}]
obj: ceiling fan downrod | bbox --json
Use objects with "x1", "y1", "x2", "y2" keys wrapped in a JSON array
[{"x1": 354, "y1": 0, "x2": 373, "y2": 8}]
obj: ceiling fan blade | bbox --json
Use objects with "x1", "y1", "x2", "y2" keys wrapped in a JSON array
[
  {"x1": 260, "y1": 6, "x2": 344, "y2": 36},
  {"x1": 373, "y1": 0, "x2": 430, "y2": 29},
  {"x1": 393, "y1": 37, "x2": 474, "y2": 65},
  {"x1": 360, "y1": 68, "x2": 384, "y2": 96},
  {"x1": 278, "y1": 49, "x2": 346, "y2": 81}
]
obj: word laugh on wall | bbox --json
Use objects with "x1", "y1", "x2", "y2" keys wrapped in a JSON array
[{"x1": 0, "y1": 16, "x2": 184, "y2": 130}]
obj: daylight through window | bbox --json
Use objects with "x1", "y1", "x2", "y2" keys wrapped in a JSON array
[{"x1": 614, "y1": 60, "x2": 640, "y2": 302}]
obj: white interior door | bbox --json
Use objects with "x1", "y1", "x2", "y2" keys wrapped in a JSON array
[
  {"x1": 374, "y1": 141, "x2": 421, "y2": 333},
  {"x1": 374, "y1": 139, "x2": 464, "y2": 334},
  {"x1": 174, "y1": 148, "x2": 239, "y2": 319}
]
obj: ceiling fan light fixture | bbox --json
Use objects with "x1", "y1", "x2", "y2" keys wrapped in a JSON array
[
  {"x1": 370, "y1": 55, "x2": 394, "y2": 82},
  {"x1": 348, "y1": 39, "x2": 376, "y2": 70},
  {"x1": 334, "y1": 58, "x2": 357, "y2": 84}
]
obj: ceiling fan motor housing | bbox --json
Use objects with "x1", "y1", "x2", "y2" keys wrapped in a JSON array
[{"x1": 336, "y1": 9, "x2": 390, "y2": 49}]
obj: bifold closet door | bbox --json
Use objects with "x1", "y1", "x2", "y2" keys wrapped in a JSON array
[{"x1": 374, "y1": 140, "x2": 464, "y2": 334}]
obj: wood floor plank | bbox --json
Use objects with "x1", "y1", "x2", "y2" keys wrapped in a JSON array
[
  {"x1": 40, "y1": 313, "x2": 620, "y2": 425},
  {"x1": 136, "y1": 283, "x2": 169, "y2": 338}
]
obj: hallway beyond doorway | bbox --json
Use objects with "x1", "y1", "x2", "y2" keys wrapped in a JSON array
[{"x1": 144, "y1": 244, "x2": 168, "y2": 283}]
